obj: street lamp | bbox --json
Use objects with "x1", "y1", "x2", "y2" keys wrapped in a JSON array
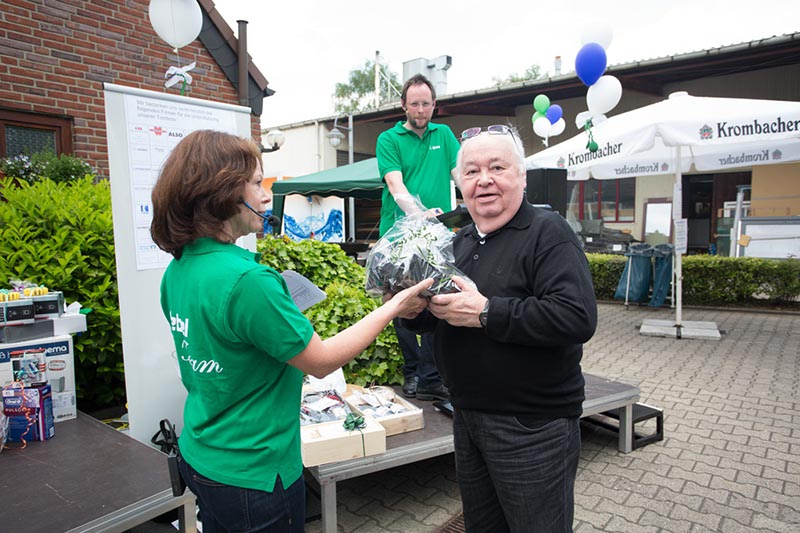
[
  {"x1": 261, "y1": 129, "x2": 285, "y2": 153},
  {"x1": 327, "y1": 113, "x2": 356, "y2": 241}
]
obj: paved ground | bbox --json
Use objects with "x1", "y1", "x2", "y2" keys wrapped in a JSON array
[{"x1": 303, "y1": 302, "x2": 800, "y2": 532}]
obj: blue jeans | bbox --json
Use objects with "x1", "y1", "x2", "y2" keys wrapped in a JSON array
[
  {"x1": 178, "y1": 454, "x2": 305, "y2": 533},
  {"x1": 393, "y1": 318, "x2": 442, "y2": 389},
  {"x1": 453, "y1": 409, "x2": 580, "y2": 533}
]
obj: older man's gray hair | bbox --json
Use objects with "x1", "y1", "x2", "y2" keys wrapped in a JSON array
[{"x1": 454, "y1": 126, "x2": 526, "y2": 188}]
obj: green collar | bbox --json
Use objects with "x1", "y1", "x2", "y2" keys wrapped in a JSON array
[
  {"x1": 182, "y1": 237, "x2": 262, "y2": 262},
  {"x1": 392, "y1": 121, "x2": 443, "y2": 136}
]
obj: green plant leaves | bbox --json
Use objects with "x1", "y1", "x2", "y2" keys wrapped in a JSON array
[
  {"x1": 0, "y1": 176, "x2": 122, "y2": 410},
  {"x1": 258, "y1": 237, "x2": 404, "y2": 386}
]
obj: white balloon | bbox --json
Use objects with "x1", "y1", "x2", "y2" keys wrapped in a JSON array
[
  {"x1": 593, "y1": 114, "x2": 608, "y2": 124},
  {"x1": 149, "y1": 0, "x2": 203, "y2": 50},
  {"x1": 533, "y1": 117, "x2": 552, "y2": 139},
  {"x1": 575, "y1": 111, "x2": 591, "y2": 130},
  {"x1": 550, "y1": 118, "x2": 566, "y2": 137},
  {"x1": 587, "y1": 75, "x2": 622, "y2": 117},
  {"x1": 580, "y1": 23, "x2": 614, "y2": 49}
]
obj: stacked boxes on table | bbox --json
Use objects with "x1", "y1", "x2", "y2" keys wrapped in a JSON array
[
  {"x1": 1, "y1": 334, "x2": 77, "y2": 424},
  {"x1": 299, "y1": 384, "x2": 426, "y2": 467},
  {"x1": 299, "y1": 387, "x2": 386, "y2": 467}
]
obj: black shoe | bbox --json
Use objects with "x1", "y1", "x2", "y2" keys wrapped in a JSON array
[
  {"x1": 415, "y1": 384, "x2": 449, "y2": 401},
  {"x1": 402, "y1": 376, "x2": 419, "y2": 398}
]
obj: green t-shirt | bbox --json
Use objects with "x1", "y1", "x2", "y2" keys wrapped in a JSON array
[
  {"x1": 376, "y1": 121, "x2": 460, "y2": 236},
  {"x1": 160, "y1": 238, "x2": 314, "y2": 492}
]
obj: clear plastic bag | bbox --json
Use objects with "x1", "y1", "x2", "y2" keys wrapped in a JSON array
[{"x1": 365, "y1": 200, "x2": 471, "y2": 297}]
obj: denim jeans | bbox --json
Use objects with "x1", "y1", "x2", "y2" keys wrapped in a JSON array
[
  {"x1": 178, "y1": 454, "x2": 305, "y2": 533},
  {"x1": 393, "y1": 318, "x2": 442, "y2": 389},
  {"x1": 453, "y1": 409, "x2": 581, "y2": 533}
]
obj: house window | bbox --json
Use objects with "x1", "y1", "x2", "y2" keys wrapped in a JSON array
[
  {"x1": 567, "y1": 178, "x2": 635, "y2": 222},
  {"x1": 0, "y1": 109, "x2": 73, "y2": 158}
]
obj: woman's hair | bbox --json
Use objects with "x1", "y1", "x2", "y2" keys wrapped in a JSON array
[{"x1": 150, "y1": 130, "x2": 262, "y2": 258}]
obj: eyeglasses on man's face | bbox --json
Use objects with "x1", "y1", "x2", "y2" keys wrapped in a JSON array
[
  {"x1": 460, "y1": 124, "x2": 514, "y2": 142},
  {"x1": 407, "y1": 101, "x2": 433, "y2": 109}
]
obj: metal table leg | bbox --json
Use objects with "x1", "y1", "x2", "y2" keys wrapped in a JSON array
[
  {"x1": 178, "y1": 495, "x2": 197, "y2": 533},
  {"x1": 618, "y1": 403, "x2": 633, "y2": 453},
  {"x1": 320, "y1": 479, "x2": 338, "y2": 533}
]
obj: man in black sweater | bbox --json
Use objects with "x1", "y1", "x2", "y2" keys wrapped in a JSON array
[{"x1": 402, "y1": 125, "x2": 597, "y2": 532}]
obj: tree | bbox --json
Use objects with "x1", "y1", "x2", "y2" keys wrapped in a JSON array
[
  {"x1": 334, "y1": 59, "x2": 401, "y2": 113},
  {"x1": 492, "y1": 64, "x2": 545, "y2": 86}
]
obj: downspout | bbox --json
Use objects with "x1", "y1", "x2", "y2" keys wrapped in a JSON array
[
  {"x1": 315, "y1": 120, "x2": 322, "y2": 172},
  {"x1": 237, "y1": 20, "x2": 248, "y2": 107}
]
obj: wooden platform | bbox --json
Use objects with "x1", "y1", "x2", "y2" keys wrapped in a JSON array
[{"x1": 0, "y1": 413, "x2": 196, "y2": 533}]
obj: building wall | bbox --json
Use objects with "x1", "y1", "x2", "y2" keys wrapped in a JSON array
[
  {"x1": 263, "y1": 123, "x2": 328, "y2": 179},
  {"x1": 751, "y1": 162, "x2": 800, "y2": 217},
  {"x1": 0, "y1": 0, "x2": 261, "y2": 179}
]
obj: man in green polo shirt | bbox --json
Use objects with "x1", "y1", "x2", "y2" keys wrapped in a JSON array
[{"x1": 376, "y1": 73, "x2": 459, "y2": 401}]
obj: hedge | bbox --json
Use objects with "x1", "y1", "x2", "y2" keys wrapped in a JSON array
[
  {"x1": 0, "y1": 177, "x2": 124, "y2": 410},
  {"x1": 586, "y1": 252, "x2": 800, "y2": 305}
]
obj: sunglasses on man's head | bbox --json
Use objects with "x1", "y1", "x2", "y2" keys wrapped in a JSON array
[{"x1": 460, "y1": 124, "x2": 514, "y2": 142}]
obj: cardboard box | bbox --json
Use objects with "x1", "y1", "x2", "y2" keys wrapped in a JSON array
[
  {"x1": 2, "y1": 383, "x2": 54, "y2": 441},
  {"x1": 32, "y1": 292, "x2": 65, "y2": 319},
  {"x1": 345, "y1": 385, "x2": 424, "y2": 437},
  {"x1": 1, "y1": 300, "x2": 35, "y2": 326},
  {"x1": 0, "y1": 335, "x2": 76, "y2": 422},
  {"x1": 300, "y1": 411, "x2": 385, "y2": 467},
  {"x1": 0, "y1": 313, "x2": 87, "y2": 345}
]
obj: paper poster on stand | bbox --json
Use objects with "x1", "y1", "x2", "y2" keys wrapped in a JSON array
[
  {"x1": 674, "y1": 218, "x2": 688, "y2": 255},
  {"x1": 123, "y1": 94, "x2": 237, "y2": 270},
  {"x1": 104, "y1": 84, "x2": 252, "y2": 446}
]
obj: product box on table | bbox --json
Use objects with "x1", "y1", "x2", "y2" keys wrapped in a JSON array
[
  {"x1": 300, "y1": 412, "x2": 385, "y2": 467},
  {"x1": 1, "y1": 299, "x2": 35, "y2": 326},
  {"x1": 345, "y1": 384, "x2": 424, "y2": 437},
  {"x1": 2, "y1": 383, "x2": 54, "y2": 441},
  {"x1": 0, "y1": 335, "x2": 76, "y2": 422}
]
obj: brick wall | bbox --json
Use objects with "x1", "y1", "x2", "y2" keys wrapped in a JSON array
[{"x1": 0, "y1": 0, "x2": 262, "y2": 178}]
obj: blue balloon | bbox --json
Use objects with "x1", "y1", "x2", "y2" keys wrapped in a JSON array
[
  {"x1": 545, "y1": 104, "x2": 563, "y2": 125},
  {"x1": 575, "y1": 43, "x2": 607, "y2": 87}
]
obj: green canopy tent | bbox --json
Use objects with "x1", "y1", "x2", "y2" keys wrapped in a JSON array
[{"x1": 269, "y1": 158, "x2": 384, "y2": 237}]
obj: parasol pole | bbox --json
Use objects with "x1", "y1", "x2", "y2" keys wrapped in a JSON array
[{"x1": 674, "y1": 146, "x2": 683, "y2": 332}]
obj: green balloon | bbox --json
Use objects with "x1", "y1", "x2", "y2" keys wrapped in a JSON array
[
  {"x1": 533, "y1": 94, "x2": 550, "y2": 114},
  {"x1": 531, "y1": 111, "x2": 545, "y2": 124},
  {"x1": 588, "y1": 141, "x2": 599, "y2": 153}
]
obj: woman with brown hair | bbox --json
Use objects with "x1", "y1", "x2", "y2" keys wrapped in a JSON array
[{"x1": 151, "y1": 129, "x2": 431, "y2": 532}]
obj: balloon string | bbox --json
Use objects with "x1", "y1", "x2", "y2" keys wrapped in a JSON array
[
  {"x1": 584, "y1": 119, "x2": 597, "y2": 152},
  {"x1": 174, "y1": 48, "x2": 185, "y2": 96}
]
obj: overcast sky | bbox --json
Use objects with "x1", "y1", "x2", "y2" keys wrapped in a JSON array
[{"x1": 211, "y1": 0, "x2": 798, "y2": 128}]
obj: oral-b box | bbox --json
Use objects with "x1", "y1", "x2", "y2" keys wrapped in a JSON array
[
  {"x1": 2, "y1": 383, "x2": 54, "y2": 441},
  {"x1": 0, "y1": 335, "x2": 76, "y2": 422}
]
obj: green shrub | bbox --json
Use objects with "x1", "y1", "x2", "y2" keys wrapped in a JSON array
[
  {"x1": 681, "y1": 256, "x2": 761, "y2": 305},
  {"x1": 303, "y1": 283, "x2": 403, "y2": 386},
  {"x1": 1, "y1": 152, "x2": 93, "y2": 184},
  {"x1": 257, "y1": 236, "x2": 404, "y2": 385},
  {"x1": 755, "y1": 257, "x2": 800, "y2": 303},
  {"x1": 258, "y1": 235, "x2": 364, "y2": 288},
  {"x1": 585, "y1": 253, "x2": 626, "y2": 300},
  {"x1": 0, "y1": 177, "x2": 124, "y2": 409},
  {"x1": 585, "y1": 252, "x2": 800, "y2": 306}
]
